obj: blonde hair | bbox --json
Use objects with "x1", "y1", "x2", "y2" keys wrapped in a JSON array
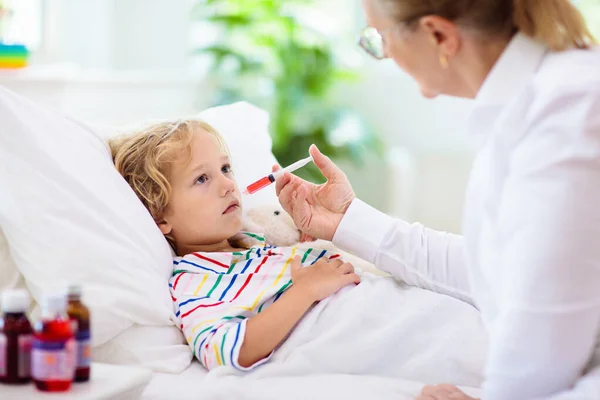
[
  {"x1": 378, "y1": 0, "x2": 596, "y2": 51},
  {"x1": 109, "y1": 119, "x2": 228, "y2": 227}
]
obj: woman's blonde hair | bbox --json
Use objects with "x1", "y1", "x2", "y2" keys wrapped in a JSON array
[
  {"x1": 109, "y1": 119, "x2": 228, "y2": 226},
  {"x1": 378, "y1": 0, "x2": 596, "y2": 51}
]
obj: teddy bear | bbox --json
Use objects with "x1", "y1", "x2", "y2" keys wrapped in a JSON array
[{"x1": 242, "y1": 205, "x2": 389, "y2": 277}]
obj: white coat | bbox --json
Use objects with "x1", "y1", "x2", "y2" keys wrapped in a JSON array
[{"x1": 334, "y1": 33, "x2": 600, "y2": 399}]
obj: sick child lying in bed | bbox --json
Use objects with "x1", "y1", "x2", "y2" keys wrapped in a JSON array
[{"x1": 108, "y1": 119, "x2": 362, "y2": 371}]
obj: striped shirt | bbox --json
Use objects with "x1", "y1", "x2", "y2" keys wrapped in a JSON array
[{"x1": 169, "y1": 233, "x2": 340, "y2": 371}]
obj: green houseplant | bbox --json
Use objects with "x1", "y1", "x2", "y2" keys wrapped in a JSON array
[{"x1": 191, "y1": 0, "x2": 380, "y2": 181}]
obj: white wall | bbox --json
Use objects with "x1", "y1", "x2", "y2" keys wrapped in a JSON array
[
  {"x1": 342, "y1": 60, "x2": 474, "y2": 151},
  {"x1": 38, "y1": 0, "x2": 193, "y2": 73},
  {"x1": 334, "y1": 59, "x2": 475, "y2": 232},
  {"x1": 111, "y1": 0, "x2": 193, "y2": 73},
  {"x1": 13, "y1": 0, "x2": 209, "y2": 126},
  {"x1": 39, "y1": 0, "x2": 116, "y2": 68}
]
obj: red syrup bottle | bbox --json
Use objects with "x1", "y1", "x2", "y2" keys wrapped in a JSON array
[{"x1": 31, "y1": 292, "x2": 75, "y2": 392}]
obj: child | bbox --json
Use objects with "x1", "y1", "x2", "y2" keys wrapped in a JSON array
[{"x1": 109, "y1": 120, "x2": 361, "y2": 371}]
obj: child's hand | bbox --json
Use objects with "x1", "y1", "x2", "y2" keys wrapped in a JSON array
[{"x1": 290, "y1": 256, "x2": 360, "y2": 302}]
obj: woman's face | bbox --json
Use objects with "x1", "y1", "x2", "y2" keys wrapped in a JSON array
[{"x1": 362, "y1": 0, "x2": 461, "y2": 99}]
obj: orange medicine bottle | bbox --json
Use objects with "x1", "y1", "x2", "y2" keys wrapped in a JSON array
[{"x1": 66, "y1": 285, "x2": 91, "y2": 382}]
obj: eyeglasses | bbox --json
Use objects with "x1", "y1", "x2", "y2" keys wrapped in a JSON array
[
  {"x1": 358, "y1": 14, "x2": 429, "y2": 60},
  {"x1": 358, "y1": 27, "x2": 389, "y2": 60}
]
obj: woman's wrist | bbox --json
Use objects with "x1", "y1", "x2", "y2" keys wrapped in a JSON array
[
  {"x1": 325, "y1": 196, "x2": 355, "y2": 241},
  {"x1": 343, "y1": 194, "x2": 356, "y2": 214},
  {"x1": 324, "y1": 213, "x2": 345, "y2": 241}
]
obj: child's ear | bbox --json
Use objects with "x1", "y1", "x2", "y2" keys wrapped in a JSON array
[{"x1": 157, "y1": 220, "x2": 172, "y2": 235}]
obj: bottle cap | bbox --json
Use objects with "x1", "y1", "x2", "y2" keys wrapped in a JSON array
[
  {"x1": 1, "y1": 289, "x2": 30, "y2": 313},
  {"x1": 40, "y1": 291, "x2": 67, "y2": 316},
  {"x1": 67, "y1": 284, "x2": 82, "y2": 299}
]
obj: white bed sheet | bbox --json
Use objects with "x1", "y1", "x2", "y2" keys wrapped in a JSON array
[
  {"x1": 142, "y1": 361, "x2": 483, "y2": 400},
  {"x1": 142, "y1": 276, "x2": 486, "y2": 400}
]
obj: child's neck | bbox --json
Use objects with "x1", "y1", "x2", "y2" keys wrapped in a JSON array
[{"x1": 177, "y1": 239, "x2": 246, "y2": 256}]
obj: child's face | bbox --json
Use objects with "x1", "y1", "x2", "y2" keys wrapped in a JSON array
[{"x1": 158, "y1": 128, "x2": 242, "y2": 254}]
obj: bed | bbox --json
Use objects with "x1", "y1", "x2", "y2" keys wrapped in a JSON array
[
  {"x1": 140, "y1": 276, "x2": 486, "y2": 400},
  {"x1": 0, "y1": 86, "x2": 486, "y2": 400}
]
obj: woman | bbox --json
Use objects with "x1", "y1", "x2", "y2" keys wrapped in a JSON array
[{"x1": 275, "y1": 0, "x2": 600, "y2": 399}]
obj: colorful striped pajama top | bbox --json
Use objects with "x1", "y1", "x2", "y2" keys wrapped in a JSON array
[{"x1": 169, "y1": 233, "x2": 340, "y2": 371}]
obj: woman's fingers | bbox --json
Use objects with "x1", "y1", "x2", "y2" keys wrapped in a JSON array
[
  {"x1": 421, "y1": 385, "x2": 443, "y2": 396},
  {"x1": 277, "y1": 177, "x2": 298, "y2": 214},
  {"x1": 275, "y1": 171, "x2": 293, "y2": 197},
  {"x1": 418, "y1": 385, "x2": 476, "y2": 400},
  {"x1": 424, "y1": 385, "x2": 454, "y2": 395},
  {"x1": 436, "y1": 384, "x2": 461, "y2": 394},
  {"x1": 275, "y1": 173, "x2": 306, "y2": 217},
  {"x1": 300, "y1": 232, "x2": 315, "y2": 242},
  {"x1": 309, "y1": 144, "x2": 345, "y2": 182},
  {"x1": 292, "y1": 184, "x2": 312, "y2": 230}
]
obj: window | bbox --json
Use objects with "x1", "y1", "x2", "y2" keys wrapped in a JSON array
[{"x1": 0, "y1": 0, "x2": 42, "y2": 49}]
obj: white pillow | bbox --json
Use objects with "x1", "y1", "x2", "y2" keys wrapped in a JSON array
[
  {"x1": 0, "y1": 88, "x2": 278, "y2": 373},
  {"x1": 0, "y1": 86, "x2": 186, "y2": 371}
]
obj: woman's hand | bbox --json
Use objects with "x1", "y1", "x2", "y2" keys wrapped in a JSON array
[
  {"x1": 291, "y1": 256, "x2": 360, "y2": 302},
  {"x1": 416, "y1": 384, "x2": 479, "y2": 400},
  {"x1": 299, "y1": 232, "x2": 315, "y2": 243},
  {"x1": 275, "y1": 145, "x2": 356, "y2": 241}
]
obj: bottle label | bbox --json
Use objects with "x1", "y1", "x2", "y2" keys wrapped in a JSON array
[
  {"x1": 70, "y1": 320, "x2": 78, "y2": 335},
  {"x1": 0, "y1": 333, "x2": 6, "y2": 377},
  {"x1": 18, "y1": 334, "x2": 32, "y2": 378},
  {"x1": 31, "y1": 338, "x2": 75, "y2": 381},
  {"x1": 76, "y1": 330, "x2": 91, "y2": 369}
]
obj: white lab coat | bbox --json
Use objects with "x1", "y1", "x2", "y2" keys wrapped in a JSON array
[{"x1": 333, "y1": 33, "x2": 600, "y2": 399}]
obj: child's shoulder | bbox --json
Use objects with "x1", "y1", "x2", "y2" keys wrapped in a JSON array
[{"x1": 174, "y1": 251, "x2": 233, "y2": 274}]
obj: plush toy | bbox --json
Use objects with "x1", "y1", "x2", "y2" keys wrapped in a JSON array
[
  {"x1": 242, "y1": 205, "x2": 388, "y2": 277},
  {"x1": 243, "y1": 205, "x2": 301, "y2": 247}
]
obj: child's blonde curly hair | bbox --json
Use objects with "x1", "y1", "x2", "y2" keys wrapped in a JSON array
[{"x1": 109, "y1": 119, "x2": 229, "y2": 230}]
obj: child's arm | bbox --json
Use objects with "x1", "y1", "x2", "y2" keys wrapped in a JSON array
[
  {"x1": 238, "y1": 284, "x2": 313, "y2": 367},
  {"x1": 239, "y1": 255, "x2": 360, "y2": 367},
  {"x1": 173, "y1": 255, "x2": 359, "y2": 371}
]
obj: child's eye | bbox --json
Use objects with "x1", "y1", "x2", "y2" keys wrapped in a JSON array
[
  {"x1": 222, "y1": 164, "x2": 232, "y2": 174},
  {"x1": 195, "y1": 174, "x2": 208, "y2": 185}
]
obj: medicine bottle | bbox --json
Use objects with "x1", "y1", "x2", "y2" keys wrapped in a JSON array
[
  {"x1": 32, "y1": 292, "x2": 75, "y2": 392},
  {"x1": 0, "y1": 289, "x2": 33, "y2": 384},
  {"x1": 67, "y1": 285, "x2": 91, "y2": 382}
]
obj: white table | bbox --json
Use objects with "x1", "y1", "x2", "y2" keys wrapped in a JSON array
[{"x1": 0, "y1": 363, "x2": 153, "y2": 399}]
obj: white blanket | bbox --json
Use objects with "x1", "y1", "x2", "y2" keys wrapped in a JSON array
[{"x1": 171, "y1": 274, "x2": 488, "y2": 400}]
